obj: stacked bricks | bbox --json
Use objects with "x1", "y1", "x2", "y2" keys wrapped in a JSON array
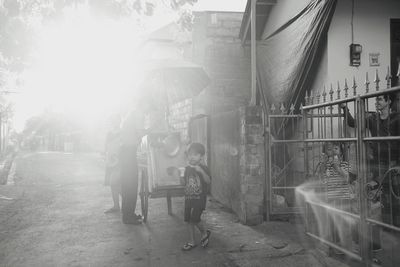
[
  {"x1": 191, "y1": 12, "x2": 251, "y2": 116},
  {"x1": 238, "y1": 105, "x2": 264, "y2": 225}
]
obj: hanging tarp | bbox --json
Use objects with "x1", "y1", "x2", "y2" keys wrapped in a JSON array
[{"x1": 257, "y1": 0, "x2": 337, "y2": 113}]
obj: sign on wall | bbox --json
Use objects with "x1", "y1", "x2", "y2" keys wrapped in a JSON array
[{"x1": 369, "y1": 53, "x2": 380, "y2": 66}]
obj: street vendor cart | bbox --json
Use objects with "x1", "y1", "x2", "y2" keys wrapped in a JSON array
[
  {"x1": 137, "y1": 132, "x2": 186, "y2": 222},
  {"x1": 136, "y1": 58, "x2": 210, "y2": 222}
]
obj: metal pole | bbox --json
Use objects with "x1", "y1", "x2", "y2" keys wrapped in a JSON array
[
  {"x1": 303, "y1": 109, "x2": 309, "y2": 233},
  {"x1": 356, "y1": 96, "x2": 370, "y2": 266},
  {"x1": 265, "y1": 115, "x2": 271, "y2": 221},
  {"x1": 250, "y1": 0, "x2": 257, "y2": 106}
]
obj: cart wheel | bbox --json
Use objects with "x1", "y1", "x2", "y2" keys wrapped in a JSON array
[{"x1": 140, "y1": 169, "x2": 149, "y2": 222}]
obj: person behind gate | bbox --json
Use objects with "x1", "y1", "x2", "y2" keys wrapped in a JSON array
[
  {"x1": 341, "y1": 93, "x2": 400, "y2": 252},
  {"x1": 319, "y1": 141, "x2": 352, "y2": 251}
]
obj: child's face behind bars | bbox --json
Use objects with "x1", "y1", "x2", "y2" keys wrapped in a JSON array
[{"x1": 325, "y1": 143, "x2": 341, "y2": 157}]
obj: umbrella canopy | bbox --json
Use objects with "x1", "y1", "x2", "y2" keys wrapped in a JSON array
[{"x1": 142, "y1": 58, "x2": 210, "y2": 105}]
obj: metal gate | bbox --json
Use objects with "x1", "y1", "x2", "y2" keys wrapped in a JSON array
[
  {"x1": 267, "y1": 70, "x2": 400, "y2": 266},
  {"x1": 267, "y1": 105, "x2": 304, "y2": 215}
]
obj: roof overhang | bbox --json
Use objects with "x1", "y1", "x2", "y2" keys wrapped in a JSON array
[{"x1": 239, "y1": 0, "x2": 277, "y2": 44}]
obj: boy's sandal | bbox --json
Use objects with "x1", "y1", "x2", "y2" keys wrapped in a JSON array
[
  {"x1": 182, "y1": 242, "x2": 197, "y2": 251},
  {"x1": 201, "y1": 230, "x2": 211, "y2": 248}
]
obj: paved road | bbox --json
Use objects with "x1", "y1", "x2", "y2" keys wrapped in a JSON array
[{"x1": 0, "y1": 152, "x2": 238, "y2": 267}]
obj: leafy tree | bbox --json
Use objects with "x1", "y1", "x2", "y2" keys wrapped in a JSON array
[
  {"x1": 0, "y1": 0, "x2": 199, "y2": 137},
  {"x1": 0, "y1": 0, "x2": 198, "y2": 81}
]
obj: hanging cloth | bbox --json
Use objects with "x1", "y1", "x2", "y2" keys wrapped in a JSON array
[{"x1": 257, "y1": 0, "x2": 337, "y2": 138}]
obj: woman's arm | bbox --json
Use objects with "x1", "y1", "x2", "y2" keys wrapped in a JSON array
[{"x1": 340, "y1": 104, "x2": 356, "y2": 127}]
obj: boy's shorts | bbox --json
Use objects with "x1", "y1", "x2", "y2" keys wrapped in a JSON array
[{"x1": 184, "y1": 198, "x2": 204, "y2": 223}]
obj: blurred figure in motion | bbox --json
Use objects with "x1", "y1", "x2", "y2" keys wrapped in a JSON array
[
  {"x1": 104, "y1": 114, "x2": 122, "y2": 213},
  {"x1": 119, "y1": 106, "x2": 148, "y2": 224}
]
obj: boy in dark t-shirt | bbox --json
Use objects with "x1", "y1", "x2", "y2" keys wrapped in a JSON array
[{"x1": 181, "y1": 142, "x2": 211, "y2": 251}]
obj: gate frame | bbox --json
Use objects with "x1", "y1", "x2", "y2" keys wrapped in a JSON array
[
  {"x1": 301, "y1": 85, "x2": 400, "y2": 266},
  {"x1": 266, "y1": 68, "x2": 400, "y2": 265}
]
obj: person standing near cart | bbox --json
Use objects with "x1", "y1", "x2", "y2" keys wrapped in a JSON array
[
  {"x1": 104, "y1": 114, "x2": 122, "y2": 213},
  {"x1": 119, "y1": 108, "x2": 147, "y2": 224}
]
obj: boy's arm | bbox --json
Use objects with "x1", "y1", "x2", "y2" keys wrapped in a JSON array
[
  {"x1": 180, "y1": 167, "x2": 187, "y2": 185},
  {"x1": 194, "y1": 165, "x2": 211, "y2": 184}
]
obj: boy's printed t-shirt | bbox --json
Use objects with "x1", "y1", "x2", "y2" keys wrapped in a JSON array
[{"x1": 183, "y1": 164, "x2": 210, "y2": 200}]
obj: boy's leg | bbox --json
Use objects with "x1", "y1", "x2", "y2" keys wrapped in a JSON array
[
  {"x1": 188, "y1": 223, "x2": 196, "y2": 244},
  {"x1": 184, "y1": 200, "x2": 196, "y2": 245},
  {"x1": 192, "y1": 206, "x2": 211, "y2": 247}
]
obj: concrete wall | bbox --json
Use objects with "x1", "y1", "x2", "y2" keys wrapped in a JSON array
[
  {"x1": 260, "y1": 0, "x2": 400, "y2": 95},
  {"x1": 326, "y1": 0, "x2": 400, "y2": 91},
  {"x1": 191, "y1": 11, "x2": 251, "y2": 115}
]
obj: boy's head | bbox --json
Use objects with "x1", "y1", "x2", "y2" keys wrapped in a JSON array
[
  {"x1": 322, "y1": 142, "x2": 343, "y2": 157},
  {"x1": 187, "y1": 142, "x2": 205, "y2": 165}
]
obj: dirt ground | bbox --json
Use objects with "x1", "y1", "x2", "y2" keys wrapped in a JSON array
[{"x1": 0, "y1": 152, "x2": 351, "y2": 267}]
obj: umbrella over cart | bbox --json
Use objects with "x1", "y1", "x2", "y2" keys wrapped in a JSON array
[{"x1": 141, "y1": 58, "x2": 210, "y2": 107}]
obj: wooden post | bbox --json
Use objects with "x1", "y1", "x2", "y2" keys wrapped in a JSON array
[{"x1": 250, "y1": 0, "x2": 257, "y2": 106}]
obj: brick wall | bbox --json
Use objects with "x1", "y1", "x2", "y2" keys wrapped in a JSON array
[
  {"x1": 190, "y1": 11, "x2": 251, "y2": 115},
  {"x1": 187, "y1": 12, "x2": 265, "y2": 225},
  {"x1": 164, "y1": 12, "x2": 250, "y2": 140},
  {"x1": 238, "y1": 106, "x2": 264, "y2": 225}
]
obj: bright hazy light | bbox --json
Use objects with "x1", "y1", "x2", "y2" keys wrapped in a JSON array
[{"x1": 15, "y1": 5, "x2": 159, "y2": 131}]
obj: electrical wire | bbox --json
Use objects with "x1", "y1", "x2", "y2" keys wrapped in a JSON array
[{"x1": 351, "y1": 0, "x2": 354, "y2": 43}]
